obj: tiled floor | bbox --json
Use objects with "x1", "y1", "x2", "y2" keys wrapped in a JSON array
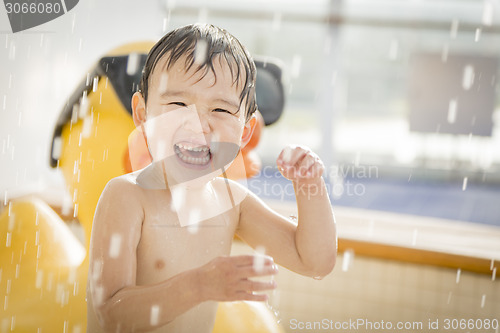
[{"x1": 233, "y1": 241, "x2": 499, "y2": 333}]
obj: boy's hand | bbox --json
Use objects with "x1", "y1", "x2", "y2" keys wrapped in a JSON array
[
  {"x1": 277, "y1": 145, "x2": 325, "y2": 181},
  {"x1": 200, "y1": 255, "x2": 278, "y2": 302}
]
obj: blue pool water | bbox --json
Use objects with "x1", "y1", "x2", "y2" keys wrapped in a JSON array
[{"x1": 246, "y1": 167, "x2": 500, "y2": 227}]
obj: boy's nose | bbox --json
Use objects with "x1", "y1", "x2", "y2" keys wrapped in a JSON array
[{"x1": 182, "y1": 105, "x2": 211, "y2": 134}]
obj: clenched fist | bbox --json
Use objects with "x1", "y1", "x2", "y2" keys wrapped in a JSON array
[{"x1": 276, "y1": 145, "x2": 325, "y2": 181}]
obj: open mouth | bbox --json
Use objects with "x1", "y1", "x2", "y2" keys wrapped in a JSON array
[{"x1": 173, "y1": 143, "x2": 211, "y2": 166}]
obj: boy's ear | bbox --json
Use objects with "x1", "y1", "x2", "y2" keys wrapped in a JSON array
[
  {"x1": 132, "y1": 92, "x2": 147, "y2": 127},
  {"x1": 240, "y1": 114, "x2": 257, "y2": 148}
]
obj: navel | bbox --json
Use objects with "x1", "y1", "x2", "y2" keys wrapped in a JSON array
[{"x1": 155, "y1": 259, "x2": 165, "y2": 270}]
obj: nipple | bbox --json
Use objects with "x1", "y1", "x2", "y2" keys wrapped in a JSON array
[{"x1": 155, "y1": 259, "x2": 166, "y2": 270}]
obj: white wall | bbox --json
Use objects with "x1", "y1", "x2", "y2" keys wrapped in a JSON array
[{"x1": 0, "y1": 0, "x2": 166, "y2": 198}]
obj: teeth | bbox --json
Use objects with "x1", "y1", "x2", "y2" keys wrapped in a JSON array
[
  {"x1": 174, "y1": 144, "x2": 211, "y2": 165},
  {"x1": 177, "y1": 143, "x2": 209, "y2": 152},
  {"x1": 178, "y1": 154, "x2": 210, "y2": 165}
]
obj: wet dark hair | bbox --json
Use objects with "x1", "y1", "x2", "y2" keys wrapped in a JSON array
[{"x1": 139, "y1": 23, "x2": 257, "y2": 121}]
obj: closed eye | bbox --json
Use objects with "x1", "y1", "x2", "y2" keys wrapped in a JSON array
[
  {"x1": 213, "y1": 108, "x2": 235, "y2": 115},
  {"x1": 170, "y1": 102, "x2": 187, "y2": 107}
]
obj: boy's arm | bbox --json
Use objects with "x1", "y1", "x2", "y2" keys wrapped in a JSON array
[
  {"x1": 237, "y1": 145, "x2": 337, "y2": 278},
  {"x1": 89, "y1": 177, "x2": 277, "y2": 332}
]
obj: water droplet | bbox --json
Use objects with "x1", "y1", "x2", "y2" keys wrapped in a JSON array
[
  {"x1": 367, "y1": 220, "x2": 374, "y2": 237},
  {"x1": 92, "y1": 76, "x2": 99, "y2": 92},
  {"x1": 447, "y1": 99, "x2": 457, "y2": 124},
  {"x1": 79, "y1": 91, "x2": 89, "y2": 118},
  {"x1": 165, "y1": 0, "x2": 176, "y2": 9},
  {"x1": 93, "y1": 285, "x2": 104, "y2": 306},
  {"x1": 154, "y1": 139, "x2": 167, "y2": 161},
  {"x1": 6, "y1": 279, "x2": 11, "y2": 294},
  {"x1": 194, "y1": 39, "x2": 208, "y2": 65},
  {"x1": 162, "y1": 16, "x2": 169, "y2": 33},
  {"x1": 480, "y1": 294, "x2": 486, "y2": 308},
  {"x1": 108, "y1": 234, "x2": 122, "y2": 258},
  {"x1": 475, "y1": 28, "x2": 481, "y2": 42},
  {"x1": 482, "y1": 1, "x2": 494, "y2": 26},
  {"x1": 456, "y1": 268, "x2": 461, "y2": 284},
  {"x1": 8, "y1": 41, "x2": 15, "y2": 60},
  {"x1": 342, "y1": 249, "x2": 354, "y2": 272},
  {"x1": 35, "y1": 270, "x2": 43, "y2": 289},
  {"x1": 5, "y1": 232, "x2": 11, "y2": 247},
  {"x1": 253, "y1": 246, "x2": 266, "y2": 273},
  {"x1": 492, "y1": 267, "x2": 496, "y2": 281},
  {"x1": 71, "y1": 13, "x2": 76, "y2": 33},
  {"x1": 82, "y1": 115, "x2": 93, "y2": 138},
  {"x1": 126, "y1": 53, "x2": 140, "y2": 75},
  {"x1": 291, "y1": 55, "x2": 302, "y2": 78},
  {"x1": 150, "y1": 305, "x2": 160, "y2": 326},
  {"x1": 197, "y1": 8, "x2": 208, "y2": 23},
  {"x1": 462, "y1": 177, "x2": 468, "y2": 191},
  {"x1": 171, "y1": 185, "x2": 186, "y2": 211},
  {"x1": 92, "y1": 260, "x2": 102, "y2": 281},
  {"x1": 412, "y1": 229, "x2": 418, "y2": 246},
  {"x1": 158, "y1": 73, "x2": 169, "y2": 95},
  {"x1": 281, "y1": 146, "x2": 292, "y2": 164},
  {"x1": 7, "y1": 212, "x2": 15, "y2": 231},
  {"x1": 462, "y1": 65, "x2": 474, "y2": 90},
  {"x1": 186, "y1": 209, "x2": 200, "y2": 233},
  {"x1": 450, "y1": 18, "x2": 459, "y2": 39},
  {"x1": 354, "y1": 152, "x2": 361, "y2": 167},
  {"x1": 62, "y1": 195, "x2": 72, "y2": 216}
]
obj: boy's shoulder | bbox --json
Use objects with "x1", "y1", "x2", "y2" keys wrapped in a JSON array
[
  {"x1": 211, "y1": 177, "x2": 250, "y2": 205},
  {"x1": 100, "y1": 173, "x2": 144, "y2": 201},
  {"x1": 106, "y1": 173, "x2": 141, "y2": 189}
]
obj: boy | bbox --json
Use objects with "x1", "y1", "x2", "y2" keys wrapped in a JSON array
[{"x1": 87, "y1": 23, "x2": 337, "y2": 332}]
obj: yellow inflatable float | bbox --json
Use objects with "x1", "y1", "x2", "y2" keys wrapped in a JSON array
[{"x1": 1, "y1": 42, "x2": 285, "y2": 332}]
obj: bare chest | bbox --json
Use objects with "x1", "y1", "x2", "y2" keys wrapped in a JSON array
[{"x1": 135, "y1": 197, "x2": 238, "y2": 285}]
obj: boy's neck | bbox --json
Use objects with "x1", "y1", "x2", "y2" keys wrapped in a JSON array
[
  {"x1": 135, "y1": 161, "x2": 215, "y2": 193},
  {"x1": 135, "y1": 161, "x2": 242, "y2": 226}
]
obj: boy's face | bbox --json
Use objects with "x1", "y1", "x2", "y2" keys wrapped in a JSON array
[{"x1": 133, "y1": 53, "x2": 253, "y2": 186}]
